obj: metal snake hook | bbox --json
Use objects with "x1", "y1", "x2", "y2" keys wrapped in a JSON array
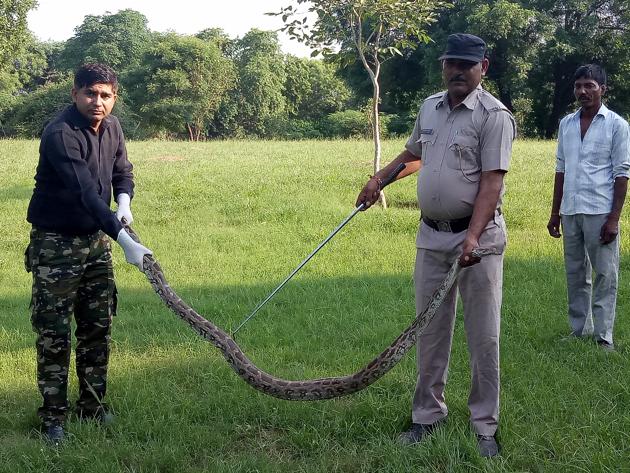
[{"x1": 232, "y1": 162, "x2": 407, "y2": 337}]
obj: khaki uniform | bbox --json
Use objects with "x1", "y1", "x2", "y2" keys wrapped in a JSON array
[{"x1": 405, "y1": 86, "x2": 515, "y2": 436}]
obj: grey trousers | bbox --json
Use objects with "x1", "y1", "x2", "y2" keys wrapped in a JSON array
[
  {"x1": 412, "y1": 246, "x2": 503, "y2": 436},
  {"x1": 562, "y1": 214, "x2": 619, "y2": 344}
]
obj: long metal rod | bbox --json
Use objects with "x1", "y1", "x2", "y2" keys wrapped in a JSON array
[
  {"x1": 232, "y1": 203, "x2": 365, "y2": 336},
  {"x1": 232, "y1": 162, "x2": 407, "y2": 337}
]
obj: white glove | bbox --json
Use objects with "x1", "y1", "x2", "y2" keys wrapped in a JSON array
[
  {"x1": 115, "y1": 193, "x2": 133, "y2": 224},
  {"x1": 116, "y1": 229, "x2": 152, "y2": 271}
]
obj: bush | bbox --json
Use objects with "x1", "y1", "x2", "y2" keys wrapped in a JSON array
[
  {"x1": 512, "y1": 97, "x2": 539, "y2": 138},
  {"x1": 378, "y1": 113, "x2": 393, "y2": 138},
  {"x1": 318, "y1": 110, "x2": 369, "y2": 138},
  {"x1": 2, "y1": 80, "x2": 73, "y2": 137},
  {"x1": 112, "y1": 97, "x2": 145, "y2": 140},
  {"x1": 1, "y1": 80, "x2": 143, "y2": 139},
  {"x1": 386, "y1": 113, "x2": 416, "y2": 137},
  {"x1": 268, "y1": 117, "x2": 322, "y2": 140}
]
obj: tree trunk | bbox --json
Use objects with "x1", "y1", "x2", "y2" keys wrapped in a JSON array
[
  {"x1": 487, "y1": 41, "x2": 514, "y2": 111},
  {"x1": 357, "y1": 48, "x2": 385, "y2": 208},
  {"x1": 545, "y1": 62, "x2": 576, "y2": 138},
  {"x1": 352, "y1": 20, "x2": 386, "y2": 208},
  {"x1": 371, "y1": 77, "x2": 386, "y2": 209}
]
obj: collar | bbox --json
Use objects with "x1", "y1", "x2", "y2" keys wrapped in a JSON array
[
  {"x1": 574, "y1": 103, "x2": 610, "y2": 121},
  {"x1": 435, "y1": 85, "x2": 482, "y2": 111},
  {"x1": 67, "y1": 104, "x2": 112, "y2": 131}
]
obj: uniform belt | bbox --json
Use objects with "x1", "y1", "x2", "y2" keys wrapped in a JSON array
[{"x1": 422, "y1": 215, "x2": 472, "y2": 233}]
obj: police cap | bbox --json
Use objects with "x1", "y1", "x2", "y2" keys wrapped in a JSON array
[{"x1": 438, "y1": 33, "x2": 486, "y2": 63}]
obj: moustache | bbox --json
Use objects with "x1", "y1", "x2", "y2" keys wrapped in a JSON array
[{"x1": 450, "y1": 76, "x2": 466, "y2": 83}]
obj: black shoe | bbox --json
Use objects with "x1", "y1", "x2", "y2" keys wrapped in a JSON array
[
  {"x1": 597, "y1": 340, "x2": 615, "y2": 352},
  {"x1": 398, "y1": 422, "x2": 438, "y2": 445},
  {"x1": 42, "y1": 422, "x2": 65, "y2": 445},
  {"x1": 477, "y1": 434, "x2": 500, "y2": 457}
]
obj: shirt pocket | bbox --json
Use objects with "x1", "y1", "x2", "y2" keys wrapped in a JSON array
[
  {"x1": 447, "y1": 132, "x2": 481, "y2": 181},
  {"x1": 583, "y1": 136, "x2": 612, "y2": 165},
  {"x1": 417, "y1": 133, "x2": 437, "y2": 163}
]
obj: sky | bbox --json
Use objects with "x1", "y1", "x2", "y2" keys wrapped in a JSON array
[{"x1": 27, "y1": 0, "x2": 314, "y2": 57}]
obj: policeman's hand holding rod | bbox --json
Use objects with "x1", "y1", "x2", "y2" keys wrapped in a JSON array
[{"x1": 356, "y1": 162, "x2": 407, "y2": 209}]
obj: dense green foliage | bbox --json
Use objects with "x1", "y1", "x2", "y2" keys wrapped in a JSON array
[
  {"x1": 1, "y1": 79, "x2": 72, "y2": 136},
  {"x1": 1, "y1": 2, "x2": 630, "y2": 139},
  {"x1": 126, "y1": 33, "x2": 236, "y2": 140},
  {"x1": 1, "y1": 139, "x2": 629, "y2": 472},
  {"x1": 366, "y1": 0, "x2": 630, "y2": 137},
  {"x1": 274, "y1": 0, "x2": 450, "y2": 191},
  {"x1": 0, "y1": 0, "x2": 38, "y2": 111},
  {"x1": 58, "y1": 9, "x2": 152, "y2": 72},
  {"x1": 233, "y1": 30, "x2": 288, "y2": 137}
]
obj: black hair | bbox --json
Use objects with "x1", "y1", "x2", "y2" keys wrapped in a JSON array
[
  {"x1": 573, "y1": 64, "x2": 607, "y2": 86},
  {"x1": 74, "y1": 63, "x2": 118, "y2": 92}
]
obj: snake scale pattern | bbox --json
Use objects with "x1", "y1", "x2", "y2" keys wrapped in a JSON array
[{"x1": 127, "y1": 226, "x2": 499, "y2": 401}]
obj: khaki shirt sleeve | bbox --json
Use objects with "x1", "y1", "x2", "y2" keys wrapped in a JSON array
[
  {"x1": 405, "y1": 104, "x2": 424, "y2": 158},
  {"x1": 480, "y1": 109, "x2": 515, "y2": 172}
]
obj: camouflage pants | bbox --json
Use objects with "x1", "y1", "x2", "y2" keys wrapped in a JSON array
[{"x1": 25, "y1": 228, "x2": 117, "y2": 426}]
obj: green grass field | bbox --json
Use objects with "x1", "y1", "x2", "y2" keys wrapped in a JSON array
[{"x1": 1, "y1": 139, "x2": 629, "y2": 472}]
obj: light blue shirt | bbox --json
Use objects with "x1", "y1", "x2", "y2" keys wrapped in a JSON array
[{"x1": 556, "y1": 104, "x2": 630, "y2": 215}]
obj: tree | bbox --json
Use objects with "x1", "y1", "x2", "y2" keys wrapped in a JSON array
[
  {"x1": 284, "y1": 56, "x2": 351, "y2": 120},
  {"x1": 437, "y1": 0, "x2": 630, "y2": 137},
  {"x1": 127, "y1": 33, "x2": 236, "y2": 140},
  {"x1": 525, "y1": 0, "x2": 630, "y2": 137},
  {"x1": 196, "y1": 28, "x2": 237, "y2": 57},
  {"x1": 373, "y1": 0, "x2": 630, "y2": 137},
  {"x1": 0, "y1": 0, "x2": 36, "y2": 69},
  {"x1": 462, "y1": 0, "x2": 544, "y2": 112},
  {"x1": 58, "y1": 9, "x2": 152, "y2": 73},
  {"x1": 0, "y1": 0, "x2": 37, "y2": 113},
  {"x1": 419, "y1": 0, "x2": 549, "y2": 135},
  {"x1": 273, "y1": 0, "x2": 450, "y2": 207},
  {"x1": 233, "y1": 29, "x2": 287, "y2": 137},
  {"x1": 1, "y1": 79, "x2": 72, "y2": 137}
]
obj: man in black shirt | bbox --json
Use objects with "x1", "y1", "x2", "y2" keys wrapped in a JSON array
[{"x1": 24, "y1": 63, "x2": 151, "y2": 444}]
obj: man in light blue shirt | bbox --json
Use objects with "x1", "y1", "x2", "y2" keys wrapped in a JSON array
[{"x1": 547, "y1": 64, "x2": 630, "y2": 351}]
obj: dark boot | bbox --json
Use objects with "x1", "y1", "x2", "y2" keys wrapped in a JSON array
[
  {"x1": 477, "y1": 434, "x2": 500, "y2": 457},
  {"x1": 398, "y1": 422, "x2": 439, "y2": 445},
  {"x1": 42, "y1": 421, "x2": 66, "y2": 446}
]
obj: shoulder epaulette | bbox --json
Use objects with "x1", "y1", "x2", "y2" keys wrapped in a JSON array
[
  {"x1": 425, "y1": 91, "x2": 446, "y2": 102},
  {"x1": 478, "y1": 90, "x2": 510, "y2": 113}
]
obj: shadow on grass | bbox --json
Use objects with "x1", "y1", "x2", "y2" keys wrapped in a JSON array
[
  {"x1": 0, "y1": 184, "x2": 32, "y2": 203},
  {"x1": 2, "y1": 255, "x2": 630, "y2": 471}
]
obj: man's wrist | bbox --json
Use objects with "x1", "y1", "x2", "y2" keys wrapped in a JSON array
[
  {"x1": 116, "y1": 193, "x2": 131, "y2": 206},
  {"x1": 370, "y1": 175, "x2": 383, "y2": 190}
]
